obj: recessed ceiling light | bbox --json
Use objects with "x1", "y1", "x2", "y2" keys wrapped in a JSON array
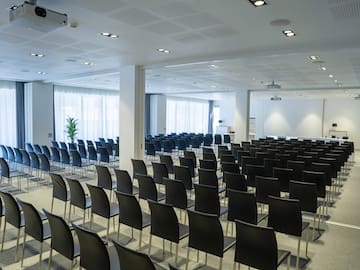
[
  {"x1": 31, "y1": 53, "x2": 45, "y2": 58},
  {"x1": 329, "y1": 74, "x2": 334, "y2": 78},
  {"x1": 209, "y1": 64, "x2": 218, "y2": 69},
  {"x1": 282, "y1": 30, "x2": 296, "y2": 37},
  {"x1": 249, "y1": 0, "x2": 267, "y2": 7},
  {"x1": 37, "y1": 71, "x2": 46, "y2": 75},
  {"x1": 157, "y1": 48, "x2": 170, "y2": 54},
  {"x1": 321, "y1": 66, "x2": 327, "y2": 71},
  {"x1": 99, "y1": 32, "x2": 119, "y2": 39},
  {"x1": 84, "y1": 62, "x2": 95, "y2": 66},
  {"x1": 9, "y1": 5, "x2": 18, "y2": 10},
  {"x1": 309, "y1": 55, "x2": 318, "y2": 61},
  {"x1": 334, "y1": 79, "x2": 338, "y2": 83}
]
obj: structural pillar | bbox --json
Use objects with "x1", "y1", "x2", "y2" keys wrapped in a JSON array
[
  {"x1": 234, "y1": 90, "x2": 250, "y2": 143},
  {"x1": 119, "y1": 65, "x2": 145, "y2": 172}
]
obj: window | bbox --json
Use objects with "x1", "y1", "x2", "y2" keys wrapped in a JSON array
[
  {"x1": 54, "y1": 85, "x2": 119, "y2": 142},
  {"x1": 166, "y1": 97, "x2": 209, "y2": 134},
  {"x1": 0, "y1": 81, "x2": 17, "y2": 147}
]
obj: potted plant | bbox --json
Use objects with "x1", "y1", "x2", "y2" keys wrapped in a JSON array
[{"x1": 66, "y1": 117, "x2": 78, "y2": 143}]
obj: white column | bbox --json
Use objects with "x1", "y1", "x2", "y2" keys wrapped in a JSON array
[
  {"x1": 234, "y1": 90, "x2": 250, "y2": 143},
  {"x1": 119, "y1": 65, "x2": 145, "y2": 172},
  {"x1": 150, "y1": 94, "x2": 167, "y2": 135}
]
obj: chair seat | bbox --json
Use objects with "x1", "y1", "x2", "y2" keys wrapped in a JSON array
[
  {"x1": 223, "y1": 235, "x2": 236, "y2": 253},
  {"x1": 179, "y1": 223, "x2": 189, "y2": 240},
  {"x1": 277, "y1": 249, "x2": 291, "y2": 266}
]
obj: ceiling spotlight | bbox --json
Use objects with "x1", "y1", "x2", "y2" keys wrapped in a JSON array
[
  {"x1": 209, "y1": 64, "x2": 219, "y2": 69},
  {"x1": 99, "y1": 32, "x2": 119, "y2": 39},
  {"x1": 84, "y1": 62, "x2": 95, "y2": 66},
  {"x1": 9, "y1": 5, "x2": 18, "y2": 10},
  {"x1": 309, "y1": 55, "x2": 318, "y2": 61},
  {"x1": 329, "y1": 74, "x2": 334, "y2": 78},
  {"x1": 31, "y1": 53, "x2": 45, "y2": 58},
  {"x1": 249, "y1": 0, "x2": 267, "y2": 7},
  {"x1": 321, "y1": 66, "x2": 327, "y2": 71},
  {"x1": 334, "y1": 79, "x2": 338, "y2": 83},
  {"x1": 157, "y1": 48, "x2": 170, "y2": 54},
  {"x1": 282, "y1": 30, "x2": 296, "y2": 37},
  {"x1": 37, "y1": 71, "x2": 47, "y2": 75}
]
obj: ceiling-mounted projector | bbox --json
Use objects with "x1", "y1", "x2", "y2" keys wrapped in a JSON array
[
  {"x1": 9, "y1": 1, "x2": 68, "y2": 32},
  {"x1": 266, "y1": 80, "x2": 281, "y2": 89}
]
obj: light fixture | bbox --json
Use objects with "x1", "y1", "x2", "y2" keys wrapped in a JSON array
[
  {"x1": 157, "y1": 48, "x2": 170, "y2": 54},
  {"x1": 282, "y1": 30, "x2": 296, "y2": 37},
  {"x1": 249, "y1": 0, "x2": 267, "y2": 7},
  {"x1": 99, "y1": 32, "x2": 119, "y2": 39},
  {"x1": 31, "y1": 53, "x2": 45, "y2": 58},
  {"x1": 309, "y1": 55, "x2": 318, "y2": 61},
  {"x1": 321, "y1": 66, "x2": 327, "y2": 71},
  {"x1": 329, "y1": 74, "x2": 334, "y2": 78},
  {"x1": 208, "y1": 64, "x2": 218, "y2": 69},
  {"x1": 37, "y1": 71, "x2": 46, "y2": 75},
  {"x1": 334, "y1": 79, "x2": 338, "y2": 83},
  {"x1": 84, "y1": 62, "x2": 95, "y2": 66},
  {"x1": 9, "y1": 5, "x2": 18, "y2": 10}
]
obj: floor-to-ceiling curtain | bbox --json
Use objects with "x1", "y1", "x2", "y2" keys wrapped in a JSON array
[
  {"x1": 166, "y1": 97, "x2": 209, "y2": 134},
  {"x1": 0, "y1": 80, "x2": 17, "y2": 147},
  {"x1": 54, "y1": 85, "x2": 119, "y2": 142}
]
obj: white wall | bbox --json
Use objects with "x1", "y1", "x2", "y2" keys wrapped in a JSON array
[
  {"x1": 24, "y1": 82, "x2": 54, "y2": 146},
  {"x1": 251, "y1": 98, "x2": 324, "y2": 138},
  {"x1": 214, "y1": 93, "x2": 236, "y2": 134},
  {"x1": 149, "y1": 94, "x2": 166, "y2": 135}
]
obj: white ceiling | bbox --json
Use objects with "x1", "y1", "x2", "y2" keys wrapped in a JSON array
[{"x1": 1, "y1": 0, "x2": 360, "y2": 99}]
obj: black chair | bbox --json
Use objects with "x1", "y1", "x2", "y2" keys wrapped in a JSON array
[
  {"x1": 227, "y1": 190, "x2": 267, "y2": 235},
  {"x1": 146, "y1": 142, "x2": 156, "y2": 157},
  {"x1": 199, "y1": 159, "x2": 217, "y2": 170},
  {"x1": 152, "y1": 162, "x2": 169, "y2": 185},
  {"x1": 164, "y1": 178, "x2": 194, "y2": 211},
  {"x1": 114, "y1": 169, "x2": 139, "y2": 195},
  {"x1": 184, "y1": 151, "x2": 197, "y2": 168},
  {"x1": 148, "y1": 200, "x2": 189, "y2": 265},
  {"x1": 52, "y1": 141, "x2": 60, "y2": 149},
  {"x1": 245, "y1": 164, "x2": 265, "y2": 187},
  {"x1": 113, "y1": 240, "x2": 164, "y2": 270},
  {"x1": 179, "y1": 157, "x2": 196, "y2": 177},
  {"x1": 273, "y1": 167, "x2": 294, "y2": 193},
  {"x1": 41, "y1": 145, "x2": 52, "y2": 161},
  {"x1": 71, "y1": 150, "x2": 92, "y2": 174},
  {"x1": 20, "y1": 149, "x2": 31, "y2": 174},
  {"x1": 173, "y1": 165, "x2": 193, "y2": 191},
  {"x1": 50, "y1": 173, "x2": 70, "y2": 218},
  {"x1": 234, "y1": 220, "x2": 291, "y2": 270},
  {"x1": 255, "y1": 176, "x2": 281, "y2": 205},
  {"x1": 18, "y1": 199, "x2": 51, "y2": 267},
  {"x1": 137, "y1": 175, "x2": 166, "y2": 202},
  {"x1": 67, "y1": 178, "x2": 91, "y2": 224},
  {"x1": 72, "y1": 223, "x2": 119, "y2": 270},
  {"x1": 87, "y1": 184, "x2": 119, "y2": 241},
  {"x1": 302, "y1": 170, "x2": 327, "y2": 213},
  {"x1": 88, "y1": 145, "x2": 98, "y2": 162},
  {"x1": 115, "y1": 191, "x2": 151, "y2": 249},
  {"x1": 240, "y1": 156, "x2": 257, "y2": 174},
  {"x1": 50, "y1": 146, "x2": 61, "y2": 164},
  {"x1": 289, "y1": 181, "x2": 319, "y2": 240},
  {"x1": 202, "y1": 152, "x2": 217, "y2": 162},
  {"x1": 194, "y1": 184, "x2": 227, "y2": 217},
  {"x1": 95, "y1": 165, "x2": 116, "y2": 199},
  {"x1": 0, "y1": 191, "x2": 25, "y2": 260},
  {"x1": 78, "y1": 143, "x2": 88, "y2": 159},
  {"x1": 25, "y1": 143, "x2": 34, "y2": 153},
  {"x1": 220, "y1": 154, "x2": 235, "y2": 164},
  {"x1": 186, "y1": 210, "x2": 235, "y2": 270},
  {"x1": 287, "y1": 160, "x2": 305, "y2": 181},
  {"x1": 98, "y1": 147, "x2": 110, "y2": 164},
  {"x1": 223, "y1": 172, "x2": 247, "y2": 196},
  {"x1": 44, "y1": 209, "x2": 80, "y2": 270},
  {"x1": 34, "y1": 144, "x2": 42, "y2": 154},
  {"x1": 159, "y1": 155, "x2": 174, "y2": 174},
  {"x1": 0, "y1": 157, "x2": 24, "y2": 189},
  {"x1": 264, "y1": 158, "x2": 281, "y2": 177},
  {"x1": 221, "y1": 162, "x2": 241, "y2": 174},
  {"x1": 39, "y1": 153, "x2": 63, "y2": 177},
  {"x1": 214, "y1": 134, "x2": 222, "y2": 145},
  {"x1": 268, "y1": 196, "x2": 310, "y2": 270},
  {"x1": 131, "y1": 159, "x2": 148, "y2": 179},
  {"x1": 198, "y1": 168, "x2": 225, "y2": 193}
]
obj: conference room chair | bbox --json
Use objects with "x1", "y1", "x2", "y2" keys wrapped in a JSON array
[
  {"x1": 41, "y1": 145, "x2": 52, "y2": 161},
  {"x1": 114, "y1": 169, "x2": 139, "y2": 195},
  {"x1": 78, "y1": 143, "x2": 87, "y2": 159},
  {"x1": 302, "y1": 170, "x2": 327, "y2": 215},
  {"x1": 88, "y1": 145, "x2": 98, "y2": 163},
  {"x1": 137, "y1": 175, "x2": 166, "y2": 204},
  {"x1": 199, "y1": 159, "x2": 217, "y2": 171},
  {"x1": 202, "y1": 152, "x2": 217, "y2": 162},
  {"x1": 240, "y1": 156, "x2": 257, "y2": 174},
  {"x1": 273, "y1": 167, "x2": 294, "y2": 193},
  {"x1": 287, "y1": 160, "x2": 305, "y2": 181},
  {"x1": 179, "y1": 156, "x2": 196, "y2": 178},
  {"x1": 95, "y1": 165, "x2": 116, "y2": 201},
  {"x1": 245, "y1": 164, "x2": 265, "y2": 188},
  {"x1": 51, "y1": 141, "x2": 59, "y2": 149},
  {"x1": 67, "y1": 178, "x2": 91, "y2": 224},
  {"x1": 214, "y1": 134, "x2": 222, "y2": 145},
  {"x1": 234, "y1": 220, "x2": 291, "y2": 270},
  {"x1": 186, "y1": 210, "x2": 235, "y2": 270},
  {"x1": 223, "y1": 171, "x2": 247, "y2": 197},
  {"x1": 145, "y1": 142, "x2": 156, "y2": 159},
  {"x1": 0, "y1": 157, "x2": 24, "y2": 190},
  {"x1": 255, "y1": 176, "x2": 281, "y2": 207},
  {"x1": 25, "y1": 143, "x2": 34, "y2": 153},
  {"x1": 20, "y1": 149, "x2": 31, "y2": 174},
  {"x1": 131, "y1": 159, "x2": 148, "y2": 180},
  {"x1": 159, "y1": 155, "x2": 174, "y2": 174},
  {"x1": 221, "y1": 162, "x2": 240, "y2": 174},
  {"x1": 13, "y1": 148, "x2": 23, "y2": 170},
  {"x1": 173, "y1": 165, "x2": 194, "y2": 191},
  {"x1": 152, "y1": 162, "x2": 169, "y2": 186},
  {"x1": 33, "y1": 144, "x2": 42, "y2": 154},
  {"x1": 194, "y1": 184, "x2": 227, "y2": 217},
  {"x1": 198, "y1": 168, "x2": 225, "y2": 193},
  {"x1": 60, "y1": 142, "x2": 68, "y2": 151},
  {"x1": 263, "y1": 158, "x2": 281, "y2": 177},
  {"x1": 50, "y1": 146, "x2": 61, "y2": 165},
  {"x1": 50, "y1": 173, "x2": 70, "y2": 218}
]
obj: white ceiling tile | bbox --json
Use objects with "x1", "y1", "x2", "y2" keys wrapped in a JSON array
[
  {"x1": 110, "y1": 7, "x2": 162, "y2": 26},
  {"x1": 143, "y1": 21, "x2": 186, "y2": 35},
  {"x1": 174, "y1": 13, "x2": 222, "y2": 29}
]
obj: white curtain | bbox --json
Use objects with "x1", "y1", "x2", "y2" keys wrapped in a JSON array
[
  {"x1": 166, "y1": 97, "x2": 209, "y2": 134},
  {"x1": 0, "y1": 81, "x2": 17, "y2": 147},
  {"x1": 54, "y1": 85, "x2": 119, "y2": 142}
]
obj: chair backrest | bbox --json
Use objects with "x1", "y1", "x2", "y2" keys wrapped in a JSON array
[
  {"x1": 187, "y1": 210, "x2": 224, "y2": 257},
  {"x1": 198, "y1": 168, "x2": 219, "y2": 189},
  {"x1": 51, "y1": 147, "x2": 60, "y2": 162},
  {"x1": 114, "y1": 169, "x2": 133, "y2": 194},
  {"x1": 220, "y1": 154, "x2": 235, "y2": 164},
  {"x1": 41, "y1": 145, "x2": 51, "y2": 160},
  {"x1": 131, "y1": 159, "x2": 147, "y2": 179},
  {"x1": 18, "y1": 199, "x2": 44, "y2": 242},
  {"x1": 52, "y1": 141, "x2": 59, "y2": 149},
  {"x1": 98, "y1": 147, "x2": 110, "y2": 163},
  {"x1": 0, "y1": 158, "x2": 10, "y2": 177},
  {"x1": 184, "y1": 151, "x2": 197, "y2": 168},
  {"x1": 255, "y1": 176, "x2": 280, "y2": 205},
  {"x1": 60, "y1": 148, "x2": 70, "y2": 164},
  {"x1": 263, "y1": 158, "x2": 280, "y2": 177},
  {"x1": 159, "y1": 155, "x2": 174, "y2": 174},
  {"x1": 39, "y1": 153, "x2": 51, "y2": 171},
  {"x1": 71, "y1": 150, "x2": 82, "y2": 167},
  {"x1": 34, "y1": 144, "x2": 42, "y2": 154},
  {"x1": 148, "y1": 200, "x2": 180, "y2": 243},
  {"x1": 60, "y1": 142, "x2": 68, "y2": 150},
  {"x1": 0, "y1": 145, "x2": 8, "y2": 159},
  {"x1": 0, "y1": 191, "x2": 22, "y2": 227},
  {"x1": 95, "y1": 165, "x2": 113, "y2": 190},
  {"x1": 78, "y1": 144, "x2": 87, "y2": 159},
  {"x1": 29, "y1": 152, "x2": 40, "y2": 169},
  {"x1": 267, "y1": 196, "x2": 302, "y2": 237},
  {"x1": 21, "y1": 149, "x2": 31, "y2": 166},
  {"x1": 245, "y1": 164, "x2": 265, "y2": 187},
  {"x1": 202, "y1": 152, "x2": 216, "y2": 162},
  {"x1": 72, "y1": 223, "x2": 111, "y2": 270},
  {"x1": 199, "y1": 159, "x2": 217, "y2": 170},
  {"x1": 164, "y1": 178, "x2": 188, "y2": 210},
  {"x1": 302, "y1": 170, "x2": 326, "y2": 198},
  {"x1": 194, "y1": 184, "x2": 220, "y2": 216},
  {"x1": 67, "y1": 178, "x2": 87, "y2": 209},
  {"x1": 44, "y1": 209, "x2": 75, "y2": 260},
  {"x1": 273, "y1": 167, "x2": 293, "y2": 193},
  {"x1": 116, "y1": 192, "x2": 143, "y2": 230},
  {"x1": 227, "y1": 189, "x2": 258, "y2": 224},
  {"x1": 152, "y1": 162, "x2": 168, "y2": 185},
  {"x1": 88, "y1": 145, "x2": 98, "y2": 161},
  {"x1": 179, "y1": 157, "x2": 195, "y2": 177},
  {"x1": 224, "y1": 172, "x2": 247, "y2": 194},
  {"x1": 7, "y1": 146, "x2": 15, "y2": 162},
  {"x1": 137, "y1": 175, "x2": 159, "y2": 201},
  {"x1": 173, "y1": 165, "x2": 193, "y2": 190},
  {"x1": 50, "y1": 173, "x2": 68, "y2": 201},
  {"x1": 241, "y1": 156, "x2": 257, "y2": 174},
  {"x1": 14, "y1": 148, "x2": 23, "y2": 164},
  {"x1": 86, "y1": 184, "x2": 111, "y2": 218},
  {"x1": 235, "y1": 220, "x2": 278, "y2": 270},
  {"x1": 287, "y1": 160, "x2": 305, "y2": 181},
  {"x1": 25, "y1": 143, "x2": 34, "y2": 153},
  {"x1": 112, "y1": 240, "x2": 156, "y2": 270},
  {"x1": 221, "y1": 162, "x2": 240, "y2": 174},
  {"x1": 311, "y1": 162, "x2": 332, "y2": 186},
  {"x1": 289, "y1": 180, "x2": 318, "y2": 214},
  {"x1": 145, "y1": 142, "x2": 156, "y2": 156}
]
